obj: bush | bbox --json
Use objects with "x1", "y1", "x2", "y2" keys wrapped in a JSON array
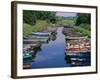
[
  {"x1": 23, "y1": 10, "x2": 36, "y2": 25},
  {"x1": 75, "y1": 13, "x2": 91, "y2": 25},
  {"x1": 79, "y1": 23, "x2": 90, "y2": 31},
  {"x1": 73, "y1": 25, "x2": 90, "y2": 36}
]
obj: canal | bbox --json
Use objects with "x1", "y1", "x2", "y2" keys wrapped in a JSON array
[{"x1": 31, "y1": 27, "x2": 71, "y2": 69}]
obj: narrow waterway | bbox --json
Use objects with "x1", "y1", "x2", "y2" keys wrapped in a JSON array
[{"x1": 31, "y1": 27, "x2": 70, "y2": 69}]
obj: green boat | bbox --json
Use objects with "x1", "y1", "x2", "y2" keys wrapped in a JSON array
[{"x1": 23, "y1": 48, "x2": 32, "y2": 60}]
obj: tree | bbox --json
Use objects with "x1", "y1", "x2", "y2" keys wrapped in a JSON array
[
  {"x1": 23, "y1": 10, "x2": 36, "y2": 25},
  {"x1": 75, "y1": 13, "x2": 91, "y2": 25},
  {"x1": 23, "y1": 10, "x2": 57, "y2": 25}
]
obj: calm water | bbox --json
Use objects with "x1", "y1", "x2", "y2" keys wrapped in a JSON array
[
  {"x1": 30, "y1": 27, "x2": 91, "y2": 69},
  {"x1": 31, "y1": 27, "x2": 71, "y2": 68}
]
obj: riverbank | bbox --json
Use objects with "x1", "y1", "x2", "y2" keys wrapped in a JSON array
[
  {"x1": 23, "y1": 20, "x2": 49, "y2": 37},
  {"x1": 23, "y1": 25, "x2": 91, "y2": 69}
]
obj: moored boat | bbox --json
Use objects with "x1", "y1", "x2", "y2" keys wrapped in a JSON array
[
  {"x1": 65, "y1": 51, "x2": 91, "y2": 66},
  {"x1": 23, "y1": 48, "x2": 33, "y2": 60},
  {"x1": 31, "y1": 36, "x2": 49, "y2": 39},
  {"x1": 65, "y1": 50, "x2": 90, "y2": 57},
  {"x1": 65, "y1": 36, "x2": 88, "y2": 40},
  {"x1": 23, "y1": 39, "x2": 48, "y2": 44},
  {"x1": 31, "y1": 32, "x2": 51, "y2": 36},
  {"x1": 23, "y1": 64, "x2": 31, "y2": 69},
  {"x1": 66, "y1": 42, "x2": 91, "y2": 51}
]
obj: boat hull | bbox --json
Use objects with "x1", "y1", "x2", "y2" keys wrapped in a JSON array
[
  {"x1": 65, "y1": 51, "x2": 91, "y2": 66},
  {"x1": 23, "y1": 39, "x2": 48, "y2": 44},
  {"x1": 31, "y1": 32, "x2": 51, "y2": 36}
]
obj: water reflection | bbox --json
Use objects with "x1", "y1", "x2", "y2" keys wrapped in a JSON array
[
  {"x1": 23, "y1": 27, "x2": 91, "y2": 69},
  {"x1": 64, "y1": 51, "x2": 91, "y2": 66},
  {"x1": 30, "y1": 27, "x2": 68, "y2": 69},
  {"x1": 23, "y1": 31, "x2": 58, "y2": 68}
]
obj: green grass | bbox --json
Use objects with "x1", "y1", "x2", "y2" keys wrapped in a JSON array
[
  {"x1": 23, "y1": 20, "x2": 48, "y2": 37},
  {"x1": 62, "y1": 19, "x2": 75, "y2": 27},
  {"x1": 79, "y1": 23, "x2": 90, "y2": 30},
  {"x1": 60, "y1": 19, "x2": 91, "y2": 36},
  {"x1": 23, "y1": 19, "x2": 91, "y2": 37},
  {"x1": 73, "y1": 25, "x2": 91, "y2": 36},
  {"x1": 56, "y1": 19, "x2": 75, "y2": 27}
]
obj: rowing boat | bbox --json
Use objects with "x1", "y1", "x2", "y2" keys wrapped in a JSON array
[
  {"x1": 31, "y1": 36, "x2": 49, "y2": 39},
  {"x1": 23, "y1": 48, "x2": 33, "y2": 60},
  {"x1": 65, "y1": 51, "x2": 90, "y2": 57},
  {"x1": 31, "y1": 32, "x2": 51, "y2": 36},
  {"x1": 65, "y1": 36, "x2": 87, "y2": 40},
  {"x1": 23, "y1": 42, "x2": 41, "y2": 49},
  {"x1": 23, "y1": 39, "x2": 48, "y2": 44}
]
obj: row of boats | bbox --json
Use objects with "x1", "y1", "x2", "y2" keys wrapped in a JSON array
[
  {"x1": 63, "y1": 25, "x2": 91, "y2": 66},
  {"x1": 23, "y1": 28, "x2": 57, "y2": 69},
  {"x1": 65, "y1": 37, "x2": 91, "y2": 66}
]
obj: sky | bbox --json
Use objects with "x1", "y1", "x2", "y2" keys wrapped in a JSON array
[{"x1": 56, "y1": 12, "x2": 77, "y2": 17}]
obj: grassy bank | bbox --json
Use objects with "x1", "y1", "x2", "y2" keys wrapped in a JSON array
[
  {"x1": 23, "y1": 20, "x2": 48, "y2": 37},
  {"x1": 56, "y1": 19, "x2": 75, "y2": 27},
  {"x1": 62, "y1": 19, "x2": 91, "y2": 36},
  {"x1": 62, "y1": 19, "x2": 75, "y2": 27},
  {"x1": 73, "y1": 25, "x2": 90, "y2": 36}
]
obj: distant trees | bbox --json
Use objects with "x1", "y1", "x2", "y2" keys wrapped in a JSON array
[
  {"x1": 75, "y1": 13, "x2": 91, "y2": 26},
  {"x1": 23, "y1": 10, "x2": 57, "y2": 25},
  {"x1": 23, "y1": 11, "x2": 36, "y2": 25}
]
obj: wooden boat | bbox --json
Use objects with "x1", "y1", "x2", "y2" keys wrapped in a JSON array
[
  {"x1": 23, "y1": 64, "x2": 31, "y2": 69},
  {"x1": 23, "y1": 39, "x2": 48, "y2": 44},
  {"x1": 31, "y1": 32, "x2": 51, "y2": 36},
  {"x1": 31, "y1": 36, "x2": 49, "y2": 39},
  {"x1": 66, "y1": 43, "x2": 91, "y2": 51},
  {"x1": 65, "y1": 36, "x2": 87, "y2": 40},
  {"x1": 65, "y1": 51, "x2": 90, "y2": 57},
  {"x1": 67, "y1": 49, "x2": 90, "y2": 53},
  {"x1": 65, "y1": 51, "x2": 90, "y2": 66},
  {"x1": 71, "y1": 58, "x2": 86, "y2": 61},
  {"x1": 67, "y1": 47, "x2": 89, "y2": 51},
  {"x1": 23, "y1": 48, "x2": 32, "y2": 60},
  {"x1": 23, "y1": 43, "x2": 41, "y2": 49}
]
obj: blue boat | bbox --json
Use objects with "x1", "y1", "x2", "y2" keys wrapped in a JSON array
[
  {"x1": 31, "y1": 32, "x2": 51, "y2": 36},
  {"x1": 65, "y1": 51, "x2": 90, "y2": 58},
  {"x1": 65, "y1": 51, "x2": 91, "y2": 66}
]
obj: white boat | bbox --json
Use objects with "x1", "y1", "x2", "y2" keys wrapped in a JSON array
[{"x1": 65, "y1": 50, "x2": 90, "y2": 57}]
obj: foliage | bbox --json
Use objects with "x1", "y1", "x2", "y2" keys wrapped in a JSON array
[
  {"x1": 23, "y1": 11, "x2": 36, "y2": 25},
  {"x1": 62, "y1": 19, "x2": 75, "y2": 27},
  {"x1": 79, "y1": 23, "x2": 90, "y2": 31},
  {"x1": 73, "y1": 25, "x2": 90, "y2": 36},
  {"x1": 23, "y1": 10, "x2": 57, "y2": 25},
  {"x1": 75, "y1": 13, "x2": 91, "y2": 25},
  {"x1": 23, "y1": 20, "x2": 48, "y2": 37}
]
